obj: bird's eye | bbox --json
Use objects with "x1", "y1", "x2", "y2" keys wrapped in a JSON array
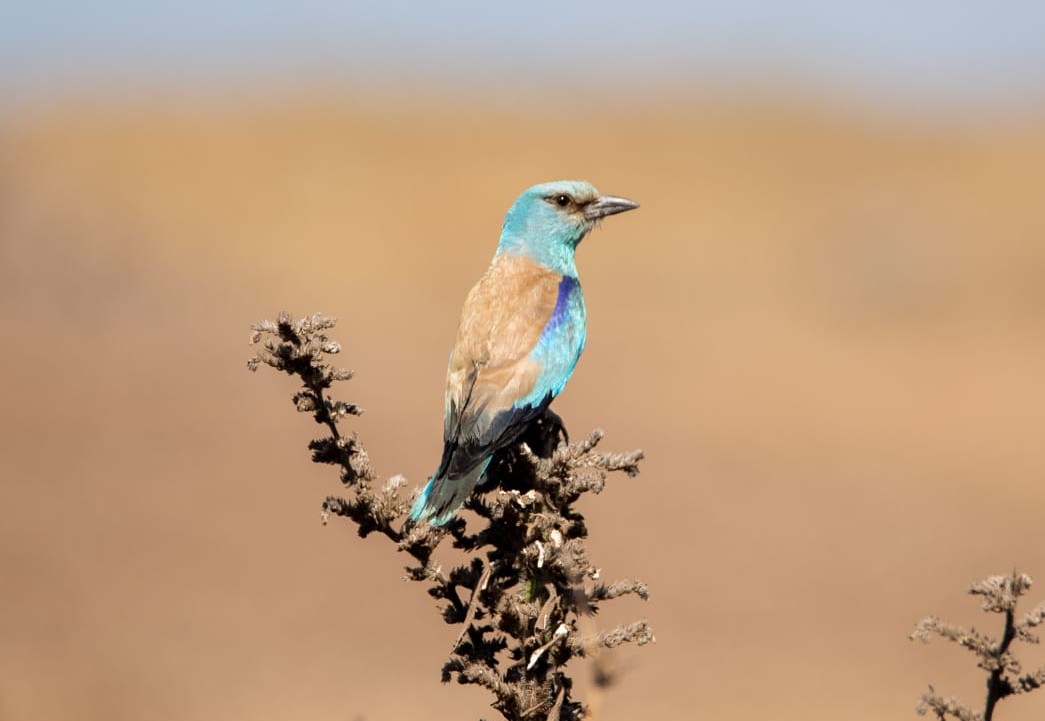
[{"x1": 555, "y1": 194, "x2": 570, "y2": 207}]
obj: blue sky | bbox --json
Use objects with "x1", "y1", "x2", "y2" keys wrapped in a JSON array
[{"x1": 5, "y1": 1, "x2": 1045, "y2": 111}]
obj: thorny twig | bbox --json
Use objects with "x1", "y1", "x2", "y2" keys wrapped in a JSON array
[{"x1": 248, "y1": 312, "x2": 653, "y2": 720}]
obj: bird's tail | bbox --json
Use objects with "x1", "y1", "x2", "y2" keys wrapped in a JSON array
[{"x1": 409, "y1": 458, "x2": 491, "y2": 526}]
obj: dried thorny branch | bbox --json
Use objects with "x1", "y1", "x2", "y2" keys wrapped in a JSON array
[
  {"x1": 911, "y1": 572, "x2": 1045, "y2": 721},
  {"x1": 248, "y1": 312, "x2": 653, "y2": 721}
]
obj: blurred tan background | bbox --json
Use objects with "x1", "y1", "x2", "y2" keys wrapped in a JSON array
[{"x1": 2, "y1": 4, "x2": 1045, "y2": 720}]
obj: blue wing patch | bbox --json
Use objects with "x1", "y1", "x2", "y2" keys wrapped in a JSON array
[{"x1": 515, "y1": 275, "x2": 586, "y2": 410}]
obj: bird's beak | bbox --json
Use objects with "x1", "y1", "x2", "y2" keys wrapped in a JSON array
[{"x1": 584, "y1": 195, "x2": 639, "y2": 220}]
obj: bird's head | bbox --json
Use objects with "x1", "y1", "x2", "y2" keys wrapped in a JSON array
[{"x1": 498, "y1": 180, "x2": 638, "y2": 274}]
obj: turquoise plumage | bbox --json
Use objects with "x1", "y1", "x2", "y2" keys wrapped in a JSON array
[{"x1": 410, "y1": 180, "x2": 639, "y2": 525}]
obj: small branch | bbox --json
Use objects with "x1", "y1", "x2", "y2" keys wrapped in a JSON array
[
  {"x1": 916, "y1": 687, "x2": 980, "y2": 721},
  {"x1": 249, "y1": 312, "x2": 652, "y2": 721},
  {"x1": 911, "y1": 572, "x2": 1043, "y2": 721},
  {"x1": 452, "y1": 560, "x2": 493, "y2": 652},
  {"x1": 984, "y1": 606, "x2": 1018, "y2": 721}
]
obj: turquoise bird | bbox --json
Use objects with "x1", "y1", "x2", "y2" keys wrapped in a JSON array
[{"x1": 410, "y1": 180, "x2": 639, "y2": 525}]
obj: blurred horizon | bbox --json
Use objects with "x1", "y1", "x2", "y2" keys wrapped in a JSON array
[{"x1": 5, "y1": 1, "x2": 1045, "y2": 119}]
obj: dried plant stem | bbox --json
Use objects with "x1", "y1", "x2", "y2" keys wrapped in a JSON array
[
  {"x1": 984, "y1": 608, "x2": 1017, "y2": 721},
  {"x1": 248, "y1": 312, "x2": 653, "y2": 720},
  {"x1": 912, "y1": 572, "x2": 1045, "y2": 721}
]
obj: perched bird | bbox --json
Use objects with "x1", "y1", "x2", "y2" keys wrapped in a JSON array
[{"x1": 410, "y1": 180, "x2": 639, "y2": 525}]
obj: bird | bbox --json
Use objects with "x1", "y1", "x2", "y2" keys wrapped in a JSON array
[{"x1": 409, "y1": 180, "x2": 639, "y2": 526}]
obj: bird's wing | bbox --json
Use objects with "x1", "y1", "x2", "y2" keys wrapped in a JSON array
[{"x1": 440, "y1": 252, "x2": 584, "y2": 477}]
